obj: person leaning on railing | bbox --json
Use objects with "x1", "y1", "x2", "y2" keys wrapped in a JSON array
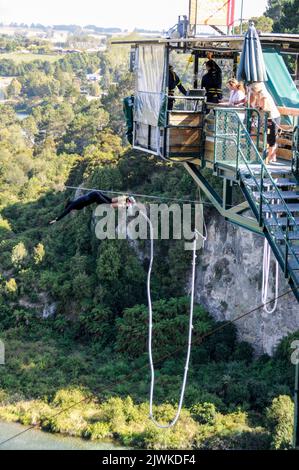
[
  {"x1": 249, "y1": 82, "x2": 281, "y2": 164},
  {"x1": 221, "y1": 78, "x2": 247, "y2": 107}
]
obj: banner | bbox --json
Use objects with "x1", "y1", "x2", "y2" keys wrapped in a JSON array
[{"x1": 189, "y1": 0, "x2": 235, "y2": 27}]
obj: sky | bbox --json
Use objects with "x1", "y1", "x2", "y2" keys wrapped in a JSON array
[{"x1": 0, "y1": 0, "x2": 269, "y2": 31}]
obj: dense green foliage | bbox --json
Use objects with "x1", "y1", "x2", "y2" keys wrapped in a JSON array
[
  {"x1": 266, "y1": 0, "x2": 299, "y2": 33},
  {"x1": 0, "y1": 35, "x2": 297, "y2": 450}
]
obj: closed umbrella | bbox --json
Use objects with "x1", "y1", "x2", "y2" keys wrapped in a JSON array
[{"x1": 237, "y1": 22, "x2": 268, "y2": 83}]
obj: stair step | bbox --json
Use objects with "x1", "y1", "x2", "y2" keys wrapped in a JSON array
[
  {"x1": 291, "y1": 271, "x2": 299, "y2": 287},
  {"x1": 265, "y1": 217, "x2": 299, "y2": 227},
  {"x1": 281, "y1": 245, "x2": 299, "y2": 256},
  {"x1": 263, "y1": 204, "x2": 299, "y2": 213},
  {"x1": 288, "y1": 259, "x2": 299, "y2": 270},
  {"x1": 245, "y1": 178, "x2": 298, "y2": 188},
  {"x1": 260, "y1": 191, "x2": 299, "y2": 200},
  {"x1": 272, "y1": 231, "x2": 299, "y2": 241},
  {"x1": 242, "y1": 168, "x2": 292, "y2": 177}
]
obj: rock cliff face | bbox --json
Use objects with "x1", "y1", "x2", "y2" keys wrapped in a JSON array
[{"x1": 194, "y1": 210, "x2": 298, "y2": 356}]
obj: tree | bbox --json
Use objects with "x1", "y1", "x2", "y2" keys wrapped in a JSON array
[
  {"x1": 6, "y1": 78, "x2": 22, "y2": 98},
  {"x1": 279, "y1": 0, "x2": 299, "y2": 33},
  {"x1": 266, "y1": 395, "x2": 294, "y2": 449},
  {"x1": 58, "y1": 102, "x2": 109, "y2": 154},
  {"x1": 89, "y1": 81, "x2": 101, "y2": 97},
  {"x1": 33, "y1": 243, "x2": 45, "y2": 265},
  {"x1": 234, "y1": 16, "x2": 273, "y2": 34},
  {"x1": 265, "y1": 0, "x2": 298, "y2": 33},
  {"x1": 4, "y1": 278, "x2": 18, "y2": 297},
  {"x1": 22, "y1": 116, "x2": 38, "y2": 145},
  {"x1": 21, "y1": 71, "x2": 60, "y2": 98},
  {"x1": 11, "y1": 242, "x2": 28, "y2": 269},
  {"x1": 265, "y1": 0, "x2": 288, "y2": 23}
]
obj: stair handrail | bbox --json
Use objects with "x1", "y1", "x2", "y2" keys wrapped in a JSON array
[
  {"x1": 214, "y1": 108, "x2": 299, "y2": 270},
  {"x1": 293, "y1": 125, "x2": 299, "y2": 176}
]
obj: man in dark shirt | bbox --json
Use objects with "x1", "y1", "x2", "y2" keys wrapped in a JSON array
[
  {"x1": 201, "y1": 60, "x2": 223, "y2": 104},
  {"x1": 168, "y1": 65, "x2": 188, "y2": 110}
]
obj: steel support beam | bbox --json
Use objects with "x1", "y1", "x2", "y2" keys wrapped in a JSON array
[{"x1": 184, "y1": 162, "x2": 263, "y2": 234}]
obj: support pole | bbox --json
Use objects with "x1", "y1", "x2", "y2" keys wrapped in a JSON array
[
  {"x1": 223, "y1": 179, "x2": 233, "y2": 210},
  {"x1": 233, "y1": 52, "x2": 239, "y2": 77},
  {"x1": 193, "y1": 52, "x2": 199, "y2": 89},
  {"x1": 240, "y1": 0, "x2": 244, "y2": 35},
  {"x1": 294, "y1": 362, "x2": 299, "y2": 449},
  {"x1": 295, "y1": 54, "x2": 299, "y2": 82}
]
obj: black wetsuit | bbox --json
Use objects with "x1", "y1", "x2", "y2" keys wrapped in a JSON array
[
  {"x1": 201, "y1": 69, "x2": 223, "y2": 104},
  {"x1": 168, "y1": 69, "x2": 187, "y2": 110},
  {"x1": 55, "y1": 191, "x2": 112, "y2": 222}
]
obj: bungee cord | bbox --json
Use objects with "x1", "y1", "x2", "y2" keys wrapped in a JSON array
[{"x1": 141, "y1": 205, "x2": 206, "y2": 428}]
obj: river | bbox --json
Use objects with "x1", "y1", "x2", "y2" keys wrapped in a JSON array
[
  {"x1": 16, "y1": 112, "x2": 29, "y2": 120},
  {"x1": 0, "y1": 421, "x2": 126, "y2": 450}
]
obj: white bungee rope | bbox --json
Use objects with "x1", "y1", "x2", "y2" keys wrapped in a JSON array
[
  {"x1": 140, "y1": 209, "x2": 206, "y2": 428},
  {"x1": 262, "y1": 238, "x2": 279, "y2": 314},
  {"x1": 262, "y1": 204, "x2": 279, "y2": 314}
]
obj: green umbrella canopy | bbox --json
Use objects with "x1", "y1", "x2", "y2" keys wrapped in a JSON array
[{"x1": 237, "y1": 22, "x2": 268, "y2": 83}]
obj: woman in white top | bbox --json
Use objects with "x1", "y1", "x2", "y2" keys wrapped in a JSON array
[
  {"x1": 227, "y1": 78, "x2": 247, "y2": 107},
  {"x1": 249, "y1": 82, "x2": 281, "y2": 163}
]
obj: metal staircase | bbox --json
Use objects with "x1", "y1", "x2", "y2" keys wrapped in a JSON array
[{"x1": 213, "y1": 108, "x2": 299, "y2": 301}]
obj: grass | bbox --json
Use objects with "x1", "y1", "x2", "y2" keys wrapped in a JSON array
[{"x1": 0, "y1": 52, "x2": 60, "y2": 64}]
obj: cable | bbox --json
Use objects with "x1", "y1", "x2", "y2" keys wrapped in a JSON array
[{"x1": 0, "y1": 286, "x2": 296, "y2": 447}]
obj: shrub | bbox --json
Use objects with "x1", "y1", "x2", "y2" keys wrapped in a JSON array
[
  {"x1": 52, "y1": 388, "x2": 89, "y2": 408},
  {"x1": 233, "y1": 342, "x2": 254, "y2": 363},
  {"x1": 83, "y1": 422, "x2": 112, "y2": 440},
  {"x1": 11, "y1": 242, "x2": 28, "y2": 269},
  {"x1": 4, "y1": 278, "x2": 18, "y2": 297},
  {"x1": 116, "y1": 297, "x2": 212, "y2": 359},
  {"x1": 266, "y1": 395, "x2": 294, "y2": 449},
  {"x1": 190, "y1": 403, "x2": 217, "y2": 425},
  {"x1": 198, "y1": 429, "x2": 271, "y2": 450},
  {"x1": 142, "y1": 407, "x2": 198, "y2": 450}
]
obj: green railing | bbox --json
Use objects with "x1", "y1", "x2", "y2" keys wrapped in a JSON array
[
  {"x1": 293, "y1": 125, "x2": 299, "y2": 177},
  {"x1": 214, "y1": 108, "x2": 299, "y2": 284},
  {"x1": 214, "y1": 107, "x2": 267, "y2": 169}
]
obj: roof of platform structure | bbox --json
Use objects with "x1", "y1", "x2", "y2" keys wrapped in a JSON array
[{"x1": 112, "y1": 33, "x2": 299, "y2": 54}]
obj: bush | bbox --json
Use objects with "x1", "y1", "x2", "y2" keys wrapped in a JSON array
[
  {"x1": 116, "y1": 297, "x2": 212, "y2": 359},
  {"x1": 233, "y1": 342, "x2": 254, "y2": 363},
  {"x1": 266, "y1": 395, "x2": 294, "y2": 449},
  {"x1": 190, "y1": 403, "x2": 217, "y2": 425},
  {"x1": 142, "y1": 406, "x2": 198, "y2": 450},
  {"x1": 198, "y1": 430, "x2": 271, "y2": 450},
  {"x1": 83, "y1": 422, "x2": 112, "y2": 440}
]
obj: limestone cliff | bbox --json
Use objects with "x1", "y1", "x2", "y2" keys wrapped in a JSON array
[{"x1": 194, "y1": 210, "x2": 298, "y2": 355}]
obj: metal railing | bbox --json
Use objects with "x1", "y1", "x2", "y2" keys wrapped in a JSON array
[
  {"x1": 214, "y1": 108, "x2": 299, "y2": 284},
  {"x1": 293, "y1": 125, "x2": 299, "y2": 177}
]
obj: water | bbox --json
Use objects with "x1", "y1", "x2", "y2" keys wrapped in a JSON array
[
  {"x1": 16, "y1": 112, "x2": 29, "y2": 120},
  {"x1": 0, "y1": 421, "x2": 126, "y2": 450}
]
